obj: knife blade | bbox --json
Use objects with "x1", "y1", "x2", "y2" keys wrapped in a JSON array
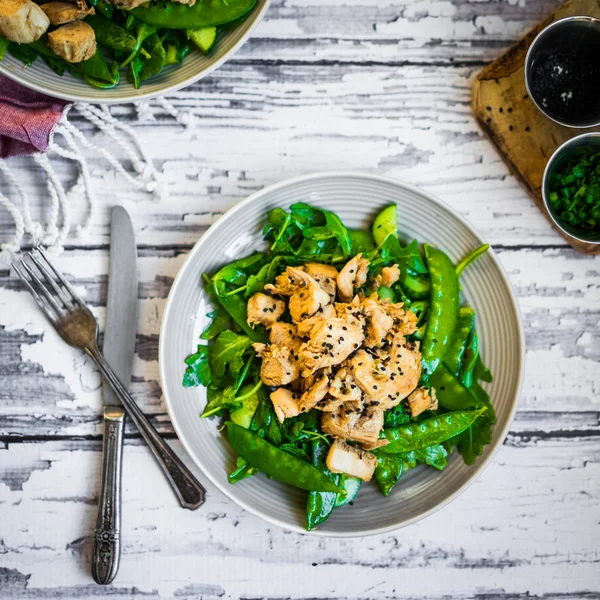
[{"x1": 91, "y1": 206, "x2": 138, "y2": 585}]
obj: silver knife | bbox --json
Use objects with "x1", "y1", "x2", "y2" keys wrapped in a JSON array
[{"x1": 91, "y1": 206, "x2": 138, "y2": 585}]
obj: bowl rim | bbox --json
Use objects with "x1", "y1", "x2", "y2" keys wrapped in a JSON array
[
  {"x1": 524, "y1": 15, "x2": 600, "y2": 129},
  {"x1": 158, "y1": 171, "x2": 526, "y2": 537},
  {"x1": 541, "y1": 132, "x2": 600, "y2": 245},
  {"x1": 0, "y1": 0, "x2": 271, "y2": 105}
]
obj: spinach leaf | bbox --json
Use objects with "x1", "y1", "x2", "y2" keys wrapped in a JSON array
[
  {"x1": 244, "y1": 255, "x2": 285, "y2": 298},
  {"x1": 182, "y1": 344, "x2": 212, "y2": 387},
  {"x1": 139, "y1": 33, "x2": 166, "y2": 81},
  {"x1": 209, "y1": 330, "x2": 253, "y2": 380},
  {"x1": 349, "y1": 229, "x2": 376, "y2": 254},
  {"x1": 383, "y1": 403, "x2": 411, "y2": 428},
  {"x1": 201, "y1": 306, "x2": 230, "y2": 340},
  {"x1": 374, "y1": 454, "x2": 404, "y2": 496},
  {"x1": 413, "y1": 444, "x2": 449, "y2": 470},
  {"x1": 0, "y1": 35, "x2": 10, "y2": 60}
]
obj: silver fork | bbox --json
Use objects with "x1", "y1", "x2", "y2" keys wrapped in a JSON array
[{"x1": 13, "y1": 247, "x2": 206, "y2": 511}]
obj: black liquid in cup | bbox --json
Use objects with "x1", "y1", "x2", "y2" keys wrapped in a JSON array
[{"x1": 525, "y1": 17, "x2": 600, "y2": 128}]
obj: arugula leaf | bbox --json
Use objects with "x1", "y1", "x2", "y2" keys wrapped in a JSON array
[
  {"x1": 182, "y1": 345, "x2": 212, "y2": 387},
  {"x1": 201, "y1": 306, "x2": 230, "y2": 340},
  {"x1": 209, "y1": 330, "x2": 253, "y2": 380},
  {"x1": 201, "y1": 385, "x2": 238, "y2": 418}
]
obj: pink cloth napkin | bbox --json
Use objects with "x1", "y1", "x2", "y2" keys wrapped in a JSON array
[{"x1": 0, "y1": 75, "x2": 69, "y2": 159}]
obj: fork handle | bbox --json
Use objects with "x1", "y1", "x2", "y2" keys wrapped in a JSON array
[
  {"x1": 92, "y1": 406, "x2": 124, "y2": 585},
  {"x1": 87, "y1": 346, "x2": 206, "y2": 510}
]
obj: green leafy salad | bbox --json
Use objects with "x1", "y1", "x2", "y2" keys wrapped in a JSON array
[
  {"x1": 183, "y1": 202, "x2": 495, "y2": 530},
  {"x1": 0, "y1": 0, "x2": 257, "y2": 89}
]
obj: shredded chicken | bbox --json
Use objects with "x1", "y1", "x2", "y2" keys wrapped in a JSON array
[
  {"x1": 252, "y1": 252, "x2": 422, "y2": 481},
  {"x1": 322, "y1": 403, "x2": 384, "y2": 446},
  {"x1": 40, "y1": 1, "x2": 93, "y2": 25},
  {"x1": 407, "y1": 386, "x2": 438, "y2": 418},
  {"x1": 302, "y1": 262, "x2": 339, "y2": 302},
  {"x1": 380, "y1": 264, "x2": 400, "y2": 287},
  {"x1": 326, "y1": 439, "x2": 377, "y2": 481},
  {"x1": 299, "y1": 374, "x2": 329, "y2": 412},
  {"x1": 336, "y1": 253, "x2": 370, "y2": 302},
  {"x1": 253, "y1": 343, "x2": 299, "y2": 387},
  {"x1": 247, "y1": 293, "x2": 286, "y2": 330},
  {"x1": 0, "y1": 0, "x2": 49, "y2": 43},
  {"x1": 298, "y1": 316, "x2": 364, "y2": 376},
  {"x1": 270, "y1": 388, "x2": 300, "y2": 423},
  {"x1": 296, "y1": 304, "x2": 336, "y2": 337},
  {"x1": 47, "y1": 20, "x2": 96, "y2": 62},
  {"x1": 328, "y1": 367, "x2": 362, "y2": 403}
]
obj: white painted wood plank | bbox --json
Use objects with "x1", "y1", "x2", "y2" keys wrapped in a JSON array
[
  {"x1": 0, "y1": 438, "x2": 598, "y2": 598},
  {"x1": 0, "y1": 64, "x2": 565, "y2": 249}
]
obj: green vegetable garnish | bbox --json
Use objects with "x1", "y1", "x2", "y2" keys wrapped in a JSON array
[{"x1": 548, "y1": 149, "x2": 600, "y2": 238}]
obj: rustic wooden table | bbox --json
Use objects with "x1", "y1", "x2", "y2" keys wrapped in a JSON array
[{"x1": 1, "y1": 0, "x2": 599, "y2": 598}]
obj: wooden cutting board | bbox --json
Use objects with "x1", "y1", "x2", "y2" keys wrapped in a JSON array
[{"x1": 472, "y1": 0, "x2": 600, "y2": 255}]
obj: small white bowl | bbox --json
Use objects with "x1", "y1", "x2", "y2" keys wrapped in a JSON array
[
  {"x1": 159, "y1": 172, "x2": 525, "y2": 536},
  {"x1": 0, "y1": 0, "x2": 270, "y2": 104}
]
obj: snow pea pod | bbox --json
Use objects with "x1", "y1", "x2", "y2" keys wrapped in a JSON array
[
  {"x1": 444, "y1": 306, "x2": 475, "y2": 376},
  {"x1": 130, "y1": 0, "x2": 257, "y2": 29},
  {"x1": 421, "y1": 244, "x2": 459, "y2": 379},
  {"x1": 226, "y1": 423, "x2": 343, "y2": 493},
  {"x1": 429, "y1": 363, "x2": 479, "y2": 411},
  {"x1": 377, "y1": 408, "x2": 484, "y2": 454},
  {"x1": 374, "y1": 454, "x2": 403, "y2": 496},
  {"x1": 456, "y1": 244, "x2": 489, "y2": 278}
]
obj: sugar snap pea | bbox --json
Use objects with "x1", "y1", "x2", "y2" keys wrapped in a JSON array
[
  {"x1": 421, "y1": 244, "x2": 459, "y2": 379},
  {"x1": 429, "y1": 363, "x2": 479, "y2": 411},
  {"x1": 377, "y1": 408, "x2": 484, "y2": 454},
  {"x1": 226, "y1": 423, "x2": 343, "y2": 493},
  {"x1": 374, "y1": 454, "x2": 404, "y2": 496},
  {"x1": 456, "y1": 244, "x2": 490, "y2": 278},
  {"x1": 444, "y1": 306, "x2": 475, "y2": 376},
  {"x1": 306, "y1": 439, "x2": 338, "y2": 530},
  {"x1": 460, "y1": 330, "x2": 479, "y2": 388},
  {"x1": 131, "y1": 0, "x2": 257, "y2": 29}
]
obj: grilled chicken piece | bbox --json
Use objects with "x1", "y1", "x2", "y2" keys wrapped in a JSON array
[
  {"x1": 270, "y1": 388, "x2": 300, "y2": 423},
  {"x1": 362, "y1": 295, "x2": 394, "y2": 348},
  {"x1": 267, "y1": 267, "x2": 330, "y2": 323},
  {"x1": 254, "y1": 343, "x2": 299, "y2": 386},
  {"x1": 407, "y1": 386, "x2": 438, "y2": 418},
  {"x1": 328, "y1": 367, "x2": 362, "y2": 402},
  {"x1": 302, "y1": 262, "x2": 339, "y2": 302},
  {"x1": 387, "y1": 303, "x2": 418, "y2": 336},
  {"x1": 349, "y1": 333, "x2": 421, "y2": 408},
  {"x1": 381, "y1": 264, "x2": 400, "y2": 287},
  {"x1": 48, "y1": 20, "x2": 96, "y2": 62},
  {"x1": 298, "y1": 317, "x2": 364, "y2": 376},
  {"x1": 247, "y1": 293, "x2": 286, "y2": 330},
  {"x1": 40, "y1": 1, "x2": 93, "y2": 25},
  {"x1": 326, "y1": 439, "x2": 377, "y2": 481},
  {"x1": 296, "y1": 304, "x2": 336, "y2": 337},
  {"x1": 0, "y1": 0, "x2": 49, "y2": 43},
  {"x1": 337, "y1": 253, "x2": 370, "y2": 302},
  {"x1": 361, "y1": 437, "x2": 390, "y2": 451},
  {"x1": 269, "y1": 322, "x2": 302, "y2": 351},
  {"x1": 299, "y1": 374, "x2": 329, "y2": 412},
  {"x1": 321, "y1": 402, "x2": 383, "y2": 446},
  {"x1": 314, "y1": 396, "x2": 345, "y2": 412},
  {"x1": 170, "y1": 0, "x2": 196, "y2": 4}
]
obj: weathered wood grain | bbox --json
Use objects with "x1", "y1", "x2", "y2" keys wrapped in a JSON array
[
  {"x1": 0, "y1": 437, "x2": 598, "y2": 599},
  {"x1": 0, "y1": 64, "x2": 572, "y2": 248}
]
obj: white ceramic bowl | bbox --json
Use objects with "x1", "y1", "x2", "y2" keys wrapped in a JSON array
[
  {"x1": 159, "y1": 172, "x2": 525, "y2": 536},
  {"x1": 0, "y1": 0, "x2": 270, "y2": 103}
]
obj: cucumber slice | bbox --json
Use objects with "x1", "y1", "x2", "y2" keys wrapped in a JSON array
[
  {"x1": 335, "y1": 476, "x2": 361, "y2": 508},
  {"x1": 187, "y1": 27, "x2": 217, "y2": 54},
  {"x1": 372, "y1": 204, "x2": 398, "y2": 246}
]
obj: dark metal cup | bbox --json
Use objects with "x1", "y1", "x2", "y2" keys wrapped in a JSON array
[{"x1": 525, "y1": 16, "x2": 600, "y2": 128}]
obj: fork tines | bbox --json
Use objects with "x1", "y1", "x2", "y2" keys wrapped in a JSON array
[{"x1": 12, "y1": 247, "x2": 85, "y2": 323}]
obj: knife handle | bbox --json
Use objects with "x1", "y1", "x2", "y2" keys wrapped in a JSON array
[
  {"x1": 87, "y1": 345, "x2": 206, "y2": 510},
  {"x1": 92, "y1": 406, "x2": 124, "y2": 585}
]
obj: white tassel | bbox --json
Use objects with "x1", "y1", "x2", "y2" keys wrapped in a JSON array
[
  {"x1": 155, "y1": 96, "x2": 196, "y2": 128},
  {"x1": 0, "y1": 190, "x2": 25, "y2": 264}
]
